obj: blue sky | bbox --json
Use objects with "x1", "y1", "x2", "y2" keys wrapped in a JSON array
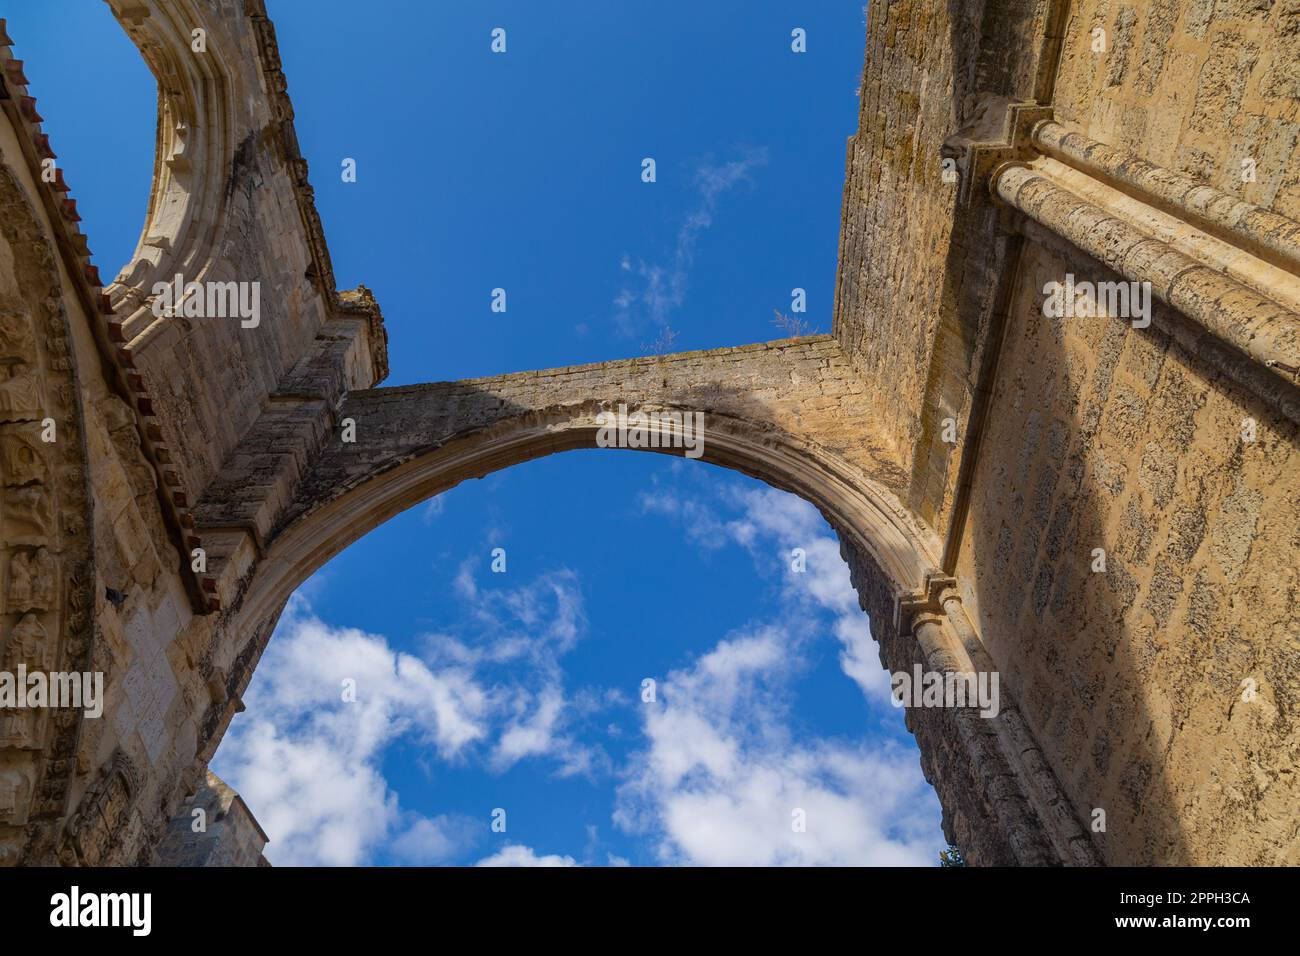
[{"x1": 10, "y1": 0, "x2": 944, "y2": 865}]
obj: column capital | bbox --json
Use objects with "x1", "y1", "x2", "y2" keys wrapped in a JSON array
[
  {"x1": 893, "y1": 569, "x2": 957, "y2": 635},
  {"x1": 940, "y1": 95, "x2": 1053, "y2": 207}
]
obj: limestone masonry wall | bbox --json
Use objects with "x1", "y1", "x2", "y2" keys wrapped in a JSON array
[
  {"x1": 960, "y1": 240, "x2": 1298, "y2": 863},
  {"x1": 1052, "y1": 0, "x2": 1300, "y2": 219},
  {"x1": 106, "y1": 0, "x2": 387, "y2": 502}
]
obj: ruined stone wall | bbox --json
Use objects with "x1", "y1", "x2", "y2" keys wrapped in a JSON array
[
  {"x1": 947, "y1": 0, "x2": 1300, "y2": 865},
  {"x1": 0, "y1": 96, "x2": 216, "y2": 864},
  {"x1": 833, "y1": 0, "x2": 965, "y2": 485},
  {"x1": 2, "y1": 0, "x2": 1295, "y2": 867},
  {"x1": 0, "y1": 6, "x2": 385, "y2": 864},
  {"x1": 832, "y1": 0, "x2": 1068, "y2": 530},
  {"x1": 152, "y1": 771, "x2": 268, "y2": 866},
  {"x1": 839, "y1": 543, "x2": 1022, "y2": 864}
]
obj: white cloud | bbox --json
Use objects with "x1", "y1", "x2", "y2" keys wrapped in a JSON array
[
  {"x1": 215, "y1": 564, "x2": 613, "y2": 864},
  {"x1": 492, "y1": 685, "x2": 565, "y2": 769},
  {"x1": 421, "y1": 496, "x2": 445, "y2": 523},
  {"x1": 219, "y1": 721, "x2": 397, "y2": 867},
  {"x1": 428, "y1": 565, "x2": 608, "y2": 775},
  {"x1": 614, "y1": 626, "x2": 942, "y2": 866},
  {"x1": 440, "y1": 563, "x2": 586, "y2": 665},
  {"x1": 650, "y1": 481, "x2": 897, "y2": 707},
  {"x1": 638, "y1": 490, "x2": 730, "y2": 549},
  {"x1": 212, "y1": 597, "x2": 492, "y2": 865},
  {"x1": 614, "y1": 149, "x2": 768, "y2": 338},
  {"x1": 476, "y1": 845, "x2": 578, "y2": 867},
  {"x1": 614, "y1": 478, "x2": 943, "y2": 864}
]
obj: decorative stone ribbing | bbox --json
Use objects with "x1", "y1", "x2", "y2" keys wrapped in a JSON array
[
  {"x1": 1032, "y1": 121, "x2": 1300, "y2": 278},
  {"x1": 993, "y1": 162, "x2": 1300, "y2": 415}
]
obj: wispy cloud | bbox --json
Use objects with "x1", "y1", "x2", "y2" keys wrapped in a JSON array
[
  {"x1": 389, "y1": 813, "x2": 480, "y2": 865},
  {"x1": 614, "y1": 148, "x2": 769, "y2": 340},
  {"x1": 428, "y1": 562, "x2": 611, "y2": 776},
  {"x1": 641, "y1": 480, "x2": 896, "y2": 707},
  {"x1": 421, "y1": 496, "x2": 445, "y2": 524}
]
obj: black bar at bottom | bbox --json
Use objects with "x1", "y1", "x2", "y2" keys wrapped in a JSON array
[{"x1": 0, "y1": 865, "x2": 1282, "y2": 942}]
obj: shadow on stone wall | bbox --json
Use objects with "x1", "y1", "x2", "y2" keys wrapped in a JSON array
[{"x1": 961, "y1": 236, "x2": 1299, "y2": 864}]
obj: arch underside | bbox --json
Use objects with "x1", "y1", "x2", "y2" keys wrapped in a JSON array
[
  {"x1": 248, "y1": 404, "x2": 936, "y2": 630},
  {"x1": 207, "y1": 337, "x2": 940, "y2": 629}
]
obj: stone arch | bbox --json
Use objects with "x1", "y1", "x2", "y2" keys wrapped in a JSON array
[{"x1": 191, "y1": 340, "x2": 1101, "y2": 866}]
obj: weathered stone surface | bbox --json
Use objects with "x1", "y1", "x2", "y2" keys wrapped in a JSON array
[{"x1": 152, "y1": 771, "x2": 269, "y2": 867}]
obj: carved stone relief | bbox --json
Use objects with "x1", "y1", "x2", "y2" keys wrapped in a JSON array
[
  {"x1": 0, "y1": 427, "x2": 48, "y2": 487},
  {"x1": 59, "y1": 749, "x2": 139, "y2": 866},
  {"x1": 0, "y1": 161, "x2": 96, "y2": 866}
]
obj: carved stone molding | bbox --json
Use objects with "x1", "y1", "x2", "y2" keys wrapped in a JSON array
[
  {"x1": 892, "y1": 569, "x2": 957, "y2": 635},
  {"x1": 0, "y1": 162, "x2": 95, "y2": 866}
]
